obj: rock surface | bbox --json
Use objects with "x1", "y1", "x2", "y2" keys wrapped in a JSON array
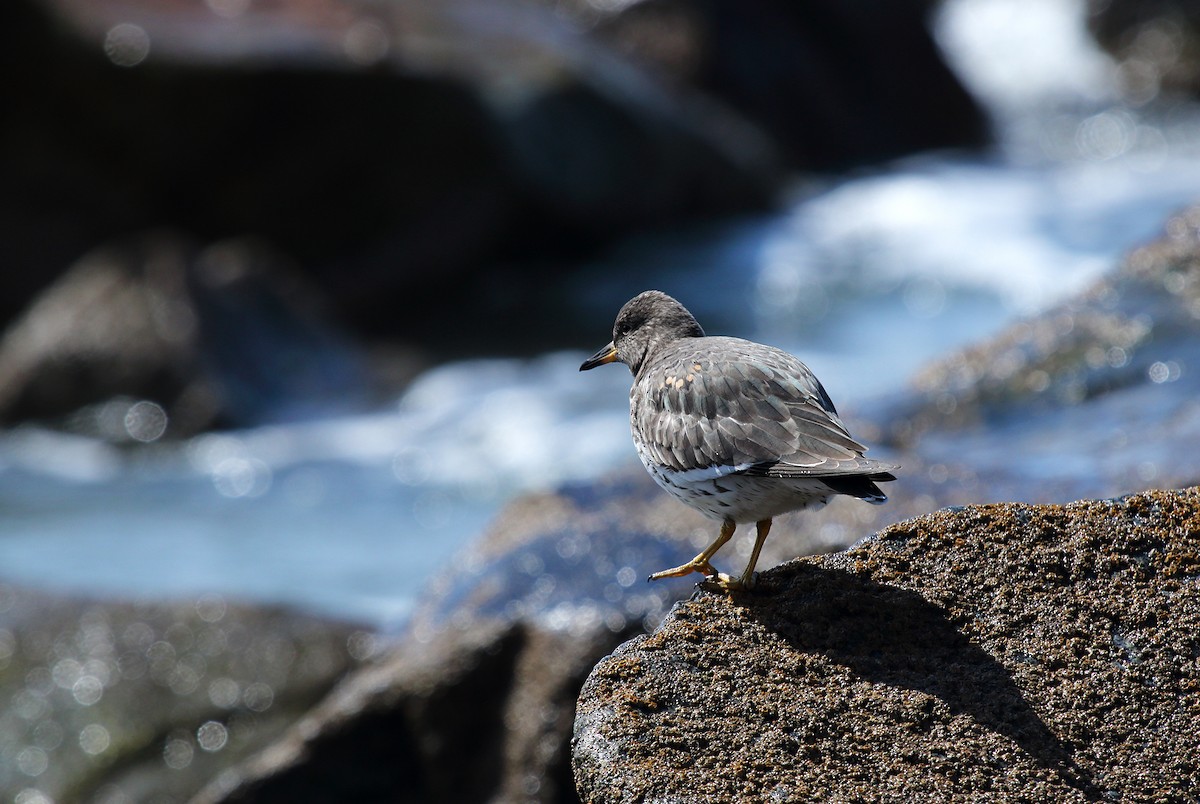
[
  {"x1": 0, "y1": 583, "x2": 368, "y2": 803},
  {"x1": 573, "y1": 488, "x2": 1200, "y2": 802}
]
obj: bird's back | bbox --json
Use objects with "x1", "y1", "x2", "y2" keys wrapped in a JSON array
[{"x1": 631, "y1": 335, "x2": 890, "y2": 478}]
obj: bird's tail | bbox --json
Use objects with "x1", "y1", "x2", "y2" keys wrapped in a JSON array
[{"x1": 821, "y1": 471, "x2": 895, "y2": 504}]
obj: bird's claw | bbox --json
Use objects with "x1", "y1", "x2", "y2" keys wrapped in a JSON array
[{"x1": 698, "y1": 571, "x2": 758, "y2": 593}]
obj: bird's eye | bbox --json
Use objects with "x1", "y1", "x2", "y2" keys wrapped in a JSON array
[{"x1": 615, "y1": 315, "x2": 642, "y2": 337}]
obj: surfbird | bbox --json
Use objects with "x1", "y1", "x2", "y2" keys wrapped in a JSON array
[{"x1": 580, "y1": 290, "x2": 897, "y2": 591}]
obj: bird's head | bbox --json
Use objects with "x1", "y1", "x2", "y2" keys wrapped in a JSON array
[{"x1": 579, "y1": 290, "x2": 704, "y2": 376}]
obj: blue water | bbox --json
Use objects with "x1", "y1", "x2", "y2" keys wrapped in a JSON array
[{"x1": 3, "y1": 0, "x2": 1200, "y2": 628}]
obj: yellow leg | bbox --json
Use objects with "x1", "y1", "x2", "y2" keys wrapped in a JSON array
[
  {"x1": 648, "y1": 519, "x2": 735, "y2": 582},
  {"x1": 711, "y1": 518, "x2": 772, "y2": 591}
]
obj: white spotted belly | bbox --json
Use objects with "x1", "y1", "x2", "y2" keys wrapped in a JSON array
[{"x1": 638, "y1": 454, "x2": 831, "y2": 523}]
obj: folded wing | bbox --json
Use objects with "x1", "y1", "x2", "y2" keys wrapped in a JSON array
[{"x1": 634, "y1": 337, "x2": 897, "y2": 484}]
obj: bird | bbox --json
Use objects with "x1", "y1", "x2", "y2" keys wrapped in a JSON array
[{"x1": 580, "y1": 290, "x2": 897, "y2": 591}]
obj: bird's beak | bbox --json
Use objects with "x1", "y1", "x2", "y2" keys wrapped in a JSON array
[{"x1": 580, "y1": 341, "x2": 619, "y2": 371}]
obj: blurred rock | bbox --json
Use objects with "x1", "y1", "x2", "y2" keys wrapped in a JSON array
[
  {"x1": 0, "y1": 233, "x2": 388, "y2": 436},
  {"x1": 0, "y1": 0, "x2": 776, "y2": 351},
  {"x1": 192, "y1": 473, "x2": 687, "y2": 803},
  {"x1": 191, "y1": 621, "x2": 520, "y2": 803},
  {"x1": 576, "y1": 0, "x2": 987, "y2": 170},
  {"x1": 574, "y1": 487, "x2": 1200, "y2": 801},
  {"x1": 1087, "y1": 0, "x2": 1200, "y2": 101},
  {"x1": 869, "y1": 202, "x2": 1200, "y2": 503},
  {"x1": 0, "y1": 582, "x2": 367, "y2": 803}
]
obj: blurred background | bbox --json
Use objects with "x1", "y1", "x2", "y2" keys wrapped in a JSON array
[
  {"x1": 3, "y1": 0, "x2": 1200, "y2": 798},
  {"x1": 7, "y1": 0, "x2": 1200, "y2": 801}
]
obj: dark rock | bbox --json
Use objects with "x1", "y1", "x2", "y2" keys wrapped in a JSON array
[
  {"x1": 583, "y1": 0, "x2": 988, "y2": 170},
  {"x1": 0, "y1": 0, "x2": 776, "y2": 350},
  {"x1": 0, "y1": 233, "x2": 386, "y2": 435},
  {"x1": 573, "y1": 488, "x2": 1200, "y2": 802},
  {"x1": 191, "y1": 622, "x2": 520, "y2": 804},
  {"x1": 0, "y1": 0, "x2": 987, "y2": 425},
  {"x1": 0, "y1": 582, "x2": 367, "y2": 802}
]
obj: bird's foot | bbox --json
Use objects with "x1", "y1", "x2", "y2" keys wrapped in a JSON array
[
  {"x1": 698, "y1": 571, "x2": 758, "y2": 593},
  {"x1": 647, "y1": 558, "x2": 717, "y2": 582}
]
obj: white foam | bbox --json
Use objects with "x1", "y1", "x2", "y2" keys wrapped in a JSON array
[
  {"x1": 759, "y1": 155, "x2": 1200, "y2": 318},
  {"x1": 935, "y1": 0, "x2": 1117, "y2": 113}
]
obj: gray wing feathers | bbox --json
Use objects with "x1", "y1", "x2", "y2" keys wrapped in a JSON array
[{"x1": 634, "y1": 337, "x2": 894, "y2": 478}]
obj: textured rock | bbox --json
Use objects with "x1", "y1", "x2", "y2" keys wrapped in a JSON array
[
  {"x1": 0, "y1": 583, "x2": 367, "y2": 803},
  {"x1": 574, "y1": 488, "x2": 1200, "y2": 802}
]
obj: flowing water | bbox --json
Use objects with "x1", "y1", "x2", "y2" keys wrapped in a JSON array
[{"x1": 3, "y1": 0, "x2": 1200, "y2": 628}]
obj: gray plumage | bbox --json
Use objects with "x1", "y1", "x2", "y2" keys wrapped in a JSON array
[{"x1": 580, "y1": 290, "x2": 897, "y2": 589}]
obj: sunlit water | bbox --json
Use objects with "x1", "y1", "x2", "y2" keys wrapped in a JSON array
[{"x1": 3, "y1": 0, "x2": 1200, "y2": 629}]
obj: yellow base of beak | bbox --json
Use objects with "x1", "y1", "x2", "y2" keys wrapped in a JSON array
[{"x1": 580, "y1": 342, "x2": 619, "y2": 371}]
